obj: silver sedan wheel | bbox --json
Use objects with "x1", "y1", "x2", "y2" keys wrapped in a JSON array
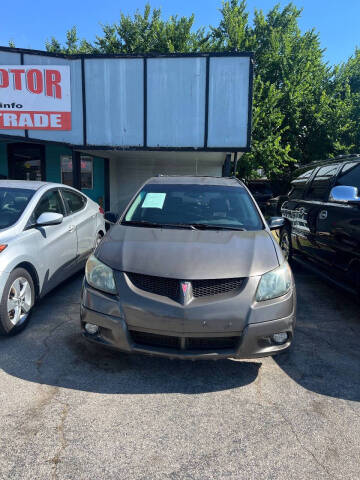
[{"x1": 7, "y1": 277, "x2": 33, "y2": 326}]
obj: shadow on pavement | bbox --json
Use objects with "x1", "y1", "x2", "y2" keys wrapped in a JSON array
[
  {"x1": 274, "y1": 262, "x2": 360, "y2": 402},
  {"x1": 0, "y1": 272, "x2": 260, "y2": 395},
  {"x1": 1, "y1": 265, "x2": 359, "y2": 401}
]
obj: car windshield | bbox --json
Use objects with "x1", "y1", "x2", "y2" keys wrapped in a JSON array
[
  {"x1": 0, "y1": 187, "x2": 35, "y2": 229},
  {"x1": 123, "y1": 183, "x2": 264, "y2": 231}
]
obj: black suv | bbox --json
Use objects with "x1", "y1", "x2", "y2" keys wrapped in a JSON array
[{"x1": 280, "y1": 155, "x2": 360, "y2": 294}]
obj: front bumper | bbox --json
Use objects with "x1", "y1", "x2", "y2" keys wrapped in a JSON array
[
  {"x1": 80, "y1": 274, "x2": 296, "y2": 359},
  {"x1": 81, "y1": 304, "x2": 294, "y2": 359}
]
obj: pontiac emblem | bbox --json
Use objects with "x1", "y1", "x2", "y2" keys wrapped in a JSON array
[
  {"x1": 181, "y1": 282, "x2": 189, "y2": 294},
  {"x1": 180, "y1": 281, "x2": 192, "y2": 305}
]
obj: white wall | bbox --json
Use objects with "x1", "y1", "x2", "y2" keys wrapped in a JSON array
[{"x1": 106, "y1": 151, "x2": 225, "y2": 214}]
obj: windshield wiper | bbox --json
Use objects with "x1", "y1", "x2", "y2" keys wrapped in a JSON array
[
  {"x1": 122, "y1": 220, "x2": 196, "y2": 230},
  {"x1": 189, "y1": 223, "x2": 246, "y2": 231}
]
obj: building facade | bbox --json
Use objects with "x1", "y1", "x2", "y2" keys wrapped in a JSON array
[{"x1": 0, "y1": 47, "x2": 253, "y2": 213}]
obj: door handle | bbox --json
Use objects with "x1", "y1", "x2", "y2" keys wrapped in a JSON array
[
  {"x1": 319, "y1": 210, "x2": 328, "y2": 220},
  {"x1": 68, "y1": 225, "x2": 75, "y2": 233}
]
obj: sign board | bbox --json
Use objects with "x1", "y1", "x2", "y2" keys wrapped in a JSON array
[
  {"x1": 0, "y1": 65, "x2": 71, "y2": 130},
  {"x1": 0, "y1": 50, "x2": 253, "y2": 150}
]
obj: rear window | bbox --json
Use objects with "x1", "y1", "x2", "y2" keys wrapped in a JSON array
[
  {"x1": 124, "y1": 183, "x2": 264, "y2": 231},
  {"x1": 0, "y1": 187, "x2": 35, "y2": 229}
]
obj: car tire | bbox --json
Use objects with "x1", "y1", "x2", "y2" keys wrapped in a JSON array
[
  {"x1": 0, "y1": 268, "x2": 35, "y2": 336},
  {"x1": 279, "y1": 226, "x2": 292, "y2": 262}
]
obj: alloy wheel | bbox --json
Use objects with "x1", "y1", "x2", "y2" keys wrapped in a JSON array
[{"x1": 7, "y1": 277, "x2": 32, "y2": 326}]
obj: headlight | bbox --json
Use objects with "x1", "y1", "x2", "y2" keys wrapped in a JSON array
[
  {"x1": 256, "y1": 263, "x2": 292, "y2": 301},
  {"x1": 85, "y1": 254, "x2": 117, "y2": 294}
]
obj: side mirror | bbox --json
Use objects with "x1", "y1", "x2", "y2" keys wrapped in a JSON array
[
  {"x1": 329, "y1": 185, "x2": 360, "y2": 204},
  {"x1": 104, "y1": 211, "x2": 119, "y2": 225},
  {"x1": 268, "y1": 217, "x2": 285, "y2": 231},
  {"x1": 36, "y1": 212, "x2": 63, "y2": 227}
]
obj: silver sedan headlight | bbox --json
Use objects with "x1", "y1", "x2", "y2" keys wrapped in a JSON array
[
  {"x1": 256, "y1": 263, "x2": 292, "y2": 301},
  {"x1": 85, "y1": 255, "x2": 117, "y2": 294}
]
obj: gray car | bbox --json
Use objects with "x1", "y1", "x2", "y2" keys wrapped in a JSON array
[
  {"x1": 81, "y1": 176, "x2": 296, "y2": 359},
  {"x1": 0, "y1": 180, "x2": 105, "y2": 336}
]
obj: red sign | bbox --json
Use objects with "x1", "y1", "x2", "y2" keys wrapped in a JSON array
[{"x1": 0, "y1": 65, "x2": 71, "y2": 130}]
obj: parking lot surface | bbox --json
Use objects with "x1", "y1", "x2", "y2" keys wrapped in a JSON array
[{"x1": 0, "y1": 264, "x2": 359, "y2": 480}]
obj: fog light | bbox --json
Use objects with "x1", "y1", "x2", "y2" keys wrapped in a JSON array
[
  {"x1": 272, "y1": 332, "x2": 288, "y2": 345},
  {"x1": 84, "y1": 323, "x2": 99, "y2": 335}
]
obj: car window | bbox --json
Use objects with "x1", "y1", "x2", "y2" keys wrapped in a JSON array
[
  {"x1": 288, "y1": 167, "x2": 316, "y2": 199},
  {"x1": 336, "y1": 163, "x2": 360, "y2": 190},
  {"x1": 31, "y1": 189, "x2": 65, "y2": 223},
  {"x1": 0, "y1": 187, "x2": 35, "y2": 229},
  {"x1": 62, "y1": 190, "x2": 86, "y2": 215},
  {"x1": 123, "y1": 184, "x2": 264, "y2": 231},
  {"x1": 306, "y1": 164, "x2": 340, "y2": 201}
]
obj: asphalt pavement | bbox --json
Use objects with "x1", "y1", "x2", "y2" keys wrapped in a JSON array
[{"x1": 0, "y1": 263, "x2": 359, "y2": 480}]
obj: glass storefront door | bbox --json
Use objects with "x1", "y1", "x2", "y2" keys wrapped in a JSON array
[{"x1": 8, "y1": 143, "x2": 45, "y2": 181}]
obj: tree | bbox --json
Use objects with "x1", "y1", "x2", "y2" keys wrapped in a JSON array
[
  {"x1": 42, "y1": 1, "x2": 359, "y2": 180},
  {"x1": 46, "y1": 5, "x2": 209, "y2": 55}
]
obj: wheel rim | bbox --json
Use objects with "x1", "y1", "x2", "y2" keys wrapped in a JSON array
[
  {"x1": 7, "y1": 277, "x2": 32, "y2": 326},
  {"x1": 280, "y1": 232, "x2": 290, "y2": 261}
]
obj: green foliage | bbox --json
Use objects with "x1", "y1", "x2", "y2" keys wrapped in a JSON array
[{"x1": 42, "y1": 1, "x2": 359, "y2": 179}]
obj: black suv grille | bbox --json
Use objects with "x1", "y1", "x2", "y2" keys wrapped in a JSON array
[
  {"x1": 127, "y1": 272, "x2": 244, "y2": 301},
  {"x1": 192, "y1": 278, "x2": 244, "y2": 298},
  {"x1": 127, "y1": 272, "x2": 180, "y2": 301},
  {"x1": 130, "y1": 331, "x2": 239, "y2": 352}
]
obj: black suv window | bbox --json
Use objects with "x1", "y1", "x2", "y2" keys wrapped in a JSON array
[
  {"x1": 62, "y1": 190, "x2": 86, "y2": 214},
  {"x1": 289, "y1": 168, "x2": 316, "y2": 199},
  {"x1": 336, "y1": 162, "x2": 360, "y2": 190},
  {"x1": 306, "y1": 164, "x2": 340, "y2": 201}
]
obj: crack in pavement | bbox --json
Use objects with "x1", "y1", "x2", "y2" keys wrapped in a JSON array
[
  {"x1": 36, "y1": 318, "x2": 71, "y2": 374},
  {"x1": 51, "y1": 401, "x2": 70, "y2": 480}
]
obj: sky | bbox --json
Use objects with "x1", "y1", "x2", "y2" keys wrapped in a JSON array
[{"x1": 1, "y1": 0, "x2": 359, "y2": 65}]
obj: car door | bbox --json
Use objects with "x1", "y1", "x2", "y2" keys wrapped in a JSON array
[
  {"x1": 60, "y1": 189, "x2": 96, "y2": 260},
  {"x1": 281, "y1": 167, "x2": 317, "y2": 255},
  {"x1": 29, "y1": 188, "x2": 78, "y2": 295},
  {"x1": 298, "y1": 163, "x2": 341, "y2": 263},
  {"x1": 316, "y1": 162, "x2": 360, "y2": 279}
]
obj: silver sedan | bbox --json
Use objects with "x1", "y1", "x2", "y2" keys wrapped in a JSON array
[{"x1": 0, "y1": 180, "x2": 105, "y2": 336}]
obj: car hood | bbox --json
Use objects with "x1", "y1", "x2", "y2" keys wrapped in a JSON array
[{"x1": 96, "y1": 226, "x2": 280, "y2": 279}]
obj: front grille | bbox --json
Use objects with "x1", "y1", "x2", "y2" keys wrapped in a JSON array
[
  {"x1": 192, "y1": 278, "x2": 244, "y2": 297},
  {"x1": 187, "y1": 336, "x2": 238, "y2": 350},
  {"x1": 127, "y1": 272, "x2": 179, "y2": 301},
  {"x1": 127, "y1": 272, "x2": 244, "y2": 301},
  {"x1": 130, "y1": 330, "x2": 239, "y2": 352},
  {"x1": 130, "y1": 331, "x2": 180, "y2": 349}
]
